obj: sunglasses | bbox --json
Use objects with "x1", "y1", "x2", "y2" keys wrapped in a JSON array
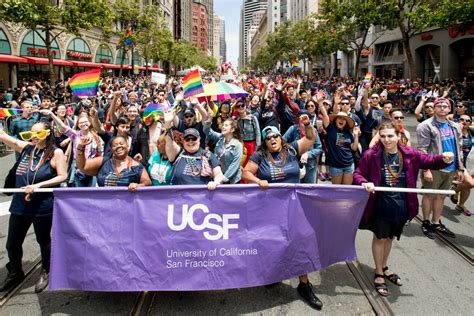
[
  {"x1": 371, "y1": 97, "x2": 379, "y2": 99},
  {"x1": 456, "y1": 105, "x2": 465, "y2": 108},
  {"x1": 341, "y1": 102, "x2": 350, "y2": 105},
  {"x1": 459, "y1": 118, "x2": 471, "y2": 123},
  {"x1": 19, "y1": 129, "x2": 50, "y2": 141},
  {"x1": 265, "y1": 134, "x2": 280, "y2": 141},
  {"x1": 236, "y1": 104, "x2": 245, "y2": 108},
  {"x1": 184, "y1": 136, "x2": 198, "y2": 142},
  {"x1": 184, "y1": 115, "x2": 195, "y2": 119},
  {"x1": 393, "y1": 116, "x2": 404, "y2": 120}
]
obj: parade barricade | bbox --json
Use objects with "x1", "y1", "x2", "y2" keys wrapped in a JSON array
[{"x1": 47, "y1": 184, "x2": 370, "y2": 292}]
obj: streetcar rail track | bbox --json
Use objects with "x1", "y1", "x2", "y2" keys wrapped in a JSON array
[
  {"x1": 414, "y1": 216, "x2": 474, "y2": 265},
  {"x1": 130, "y1": 291, "x2": 155, "y2": 316},
  {"x1": 346, "y1": 260, "x2": 394, "y2": 316},
  {"x1": 0, "y1": 255, "x2": 42, "y2": 307}
]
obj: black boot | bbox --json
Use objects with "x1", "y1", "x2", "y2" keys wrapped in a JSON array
[
  {"x1": 297, "y1": 281, "x2": 323, "y2": 310},
  {"x1": 0, "y1": 263, "x2": 25, "y2": 292},
  {"x1": 34, "y1": 269, "x2": 49, "y2": 293}
]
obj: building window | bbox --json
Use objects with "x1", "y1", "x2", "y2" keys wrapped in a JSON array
[
  {"x1": 0, "y1": 28, "x2": 11, "y2": 54},
  {"x1": 95, "y1": 44, "x2": 113, "y2": 63},
  {"x1": 20, "y1": 30, "x2": 60, "y2": 58},
  {"x1": 116, "y1": 49, "x2": 130, "y2": 65},
  {"x1": 66, "y1": 38, "x2": 92, "y2": 61}
]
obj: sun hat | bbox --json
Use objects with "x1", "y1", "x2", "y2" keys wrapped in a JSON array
[{"x1": 329, "y1": 112, "x2": 355, "y2": 129}]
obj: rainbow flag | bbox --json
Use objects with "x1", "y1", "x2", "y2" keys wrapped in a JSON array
[
  {"x1": 143, "y1": 103, "x2": 167, "y2": 125},
  {"x1": 68, "y1": 69, "x2": 101, "y2": 97},
  {"x1": 183, "y1": 68, "x2": 204, "y2": 99},
  {"x1": 0, "y1": 108, "x2": 22, "y2": 119},
  {"x1": 362, "y1": 72, "x2": 372, "y2": 83}
]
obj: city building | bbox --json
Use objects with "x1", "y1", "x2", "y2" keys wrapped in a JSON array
[
  {"x1": 191, "y1": 1, "x2": 209, "y2": 52},
  {"x1": 289, "y1": 0, "x2": 320, "y2": 22},
  {"x1": 213, "y1": 13, "x2": 222, "y2": 65},
  {"x1": 219, "y1": 18, "x2": 227, "y2": 63},
  {"x1": 338, "y1": 25, "x2": 474, "y2": 81},
  {"x1": 247, "y1": 11, "x2": 266, "y2": 60},
  {"x1": 267, "y1": 0, "x2": 290, "y2": 33},
  {"x1": 250, "y1": 11, "x2": 268, "y2": 62},
  {"x1": 239, "y1": 0, "x2": 268, "y2": 69}
]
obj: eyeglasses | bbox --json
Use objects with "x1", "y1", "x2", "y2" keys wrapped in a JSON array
[
  {"x1": 184, "y1": 115, "x2": 195, "y2": 119},
  {"x1": 392, "y1": 116, "x2": 404, "y2": 120},
  {"x1": 341, "y1": 102, "x2": 350, "y2": 105},
  {"x1": 459, "y1": 118, "x2": 471, "y2": 123},
  {"x1": 456, "y1": 105, "x2": 465, "y2": 108},
  {"x1": 306, "y1": 104, "x2": 316, "y2": 108},
  {"x1": 265, "y1": 134, "x2": 280, "y2": 141},
  {"x1": 19, "y1": 129, "x2": 50, "y2": 141},
  {"x1": 184, "y1": 136, "x2": 198, "y2": 142}
]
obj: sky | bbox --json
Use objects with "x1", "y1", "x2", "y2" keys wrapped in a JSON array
[{"x1": 214, "y1": 0, "x2": 241, "y2": 67}]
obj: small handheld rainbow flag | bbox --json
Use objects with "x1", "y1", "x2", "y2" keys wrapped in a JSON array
[
  {"x1": 68, "y1": 69, "x2": 101, "y2": 97},
  {"x1": 362, "y1": 72, "x2": 372, "y2": 83},
  {"x1": 183, "y1": 68, "x2": 204, "y2": 99},
  {"x1": 0, "y1": 108, "x2": 22, "y2": 119},
  {"x1": 142, "y1": 103, "x2": 167, "y2": 126}
]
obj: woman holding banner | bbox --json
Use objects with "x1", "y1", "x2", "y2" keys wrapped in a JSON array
[
  {"x1": 76, "y1": 136, "x2": 151, "y2": 190},
  {"x1": 241, "y1": 117, "x2": 323, "y2": 311},
  {"x1": 354, "y1": 122, "x2": 453, "y2": 297},
  {"x1": 0, "y1": 122, "x2": 67, "y2": 293}
]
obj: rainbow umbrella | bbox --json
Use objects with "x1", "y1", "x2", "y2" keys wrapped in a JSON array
[{"x1": 196, "y1": 82, "x2": 249, "y2": 102}]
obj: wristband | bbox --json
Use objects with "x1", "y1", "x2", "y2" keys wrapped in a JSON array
[{"x1": 256, "y1": 179, "x2": 261, "y2": 185}]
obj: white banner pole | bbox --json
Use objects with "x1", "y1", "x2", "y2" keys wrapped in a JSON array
[{"x1": 0, "y1": 186, "x2": 456, "y2": 195}]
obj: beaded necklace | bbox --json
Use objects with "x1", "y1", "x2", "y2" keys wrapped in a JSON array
[
  {"x1": 383, "y1": 151, "x2": 403, "y2": 185},
  {"x1": 25, "y1": 148, "x2": 45, "y2": 202}
]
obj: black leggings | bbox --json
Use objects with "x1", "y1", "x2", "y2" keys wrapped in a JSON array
[{"x1": 6, "y1": 214, "x2": 52, "y2": 273}]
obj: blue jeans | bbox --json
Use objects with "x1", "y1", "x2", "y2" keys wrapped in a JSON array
[
  {"x1": 302, "y1": 166, "x2": 317, "y2": 184},
  {"x1": 329, "y1": 164, "x2": 355, "y2": 177}
]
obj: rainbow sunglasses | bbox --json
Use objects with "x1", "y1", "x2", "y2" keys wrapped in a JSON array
[{"x1": 19, "y1": 129, "x2": 51, "y2": 141}]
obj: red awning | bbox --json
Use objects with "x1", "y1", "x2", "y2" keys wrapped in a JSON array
[
  {"x1": 101, "y1": 63, "x2": 122, "y2": 69},
  {"x1": 71, "y1": 61, "x2": 102, "y2": 68},
  {"x1": 23, "y1": 57, "x2": 74, "y2": 66},
  {"x1": 139, "y1": 66, "x2": 163, "y2": 72},
  {"x1": 0, "y1": 54, "x2": 28, "y2": 63}
]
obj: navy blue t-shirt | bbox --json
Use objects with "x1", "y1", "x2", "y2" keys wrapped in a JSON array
[
  {"x1": 250, "y1": 141, "x2": 300, "y2": 183},
  {"x1": 326, "y1": 124, "x2": 354, "y2": 168},
  {"x1": 171, "y1": 148, "x2": 220, "y2": 185}
]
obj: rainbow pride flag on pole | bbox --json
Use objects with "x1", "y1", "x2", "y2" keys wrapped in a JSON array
[
  {"x1": 142, "y1": 103, "x2": 167, "y2": 126},
  {"x1": 183, "y1": 68, "x2": 204, "y2": 99},
  {"x1": 0, "y1": 108, "x2": 22, "y2": 119},
  {"x1": 68, "y1": 69, "x2": 101, "y2": 97}
]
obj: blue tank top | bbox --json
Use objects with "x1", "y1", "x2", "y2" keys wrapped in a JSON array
[
  {"x1": 10, "y1": 145, "x2": 58, "y2": 217},
  {"x1": 97, "y1": 157, "x2": 144, "y2": 187}
]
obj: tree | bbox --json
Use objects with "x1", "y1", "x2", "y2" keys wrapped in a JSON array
[
  {"x1": 382, "y1": 0, "x2": 473, "y2": 79},
  {"x1": 134, "y1": 4, "x2": 173, "y2": 74},
  {"x1": 317, "y1": 0, "x2": 394, "y2": 78},
  {"x1": 0, "y1": 0, "x2": 112, "y2": 83},
  {"x1": 112, "y1": 0, "x2": 141, "y2": 77}
]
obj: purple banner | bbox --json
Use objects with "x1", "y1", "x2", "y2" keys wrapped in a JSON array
[{"x1": 50, "y1": 184, "x2": 368, "y2": 291}]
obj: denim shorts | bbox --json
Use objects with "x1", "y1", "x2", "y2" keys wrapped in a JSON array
[{"x1": 329, "y1": 164, "x2": 355, "y2": 177}]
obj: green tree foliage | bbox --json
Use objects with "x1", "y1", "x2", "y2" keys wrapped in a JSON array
[
  {"x1": 317, "y1": 0, "x2": 393, "y2": 78},
  {"x1": 0, "y1": 0, "x2": 112, "y2": 83},
  {"x1": 382, "y1": 0, "x2": 473, "y2": 79}
]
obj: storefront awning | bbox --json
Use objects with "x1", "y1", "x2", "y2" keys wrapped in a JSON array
[
  {"x1": 0, "y1": 54, "x2": 28, "y2": 63},
  {"x1": 139, "y1": 66, "x2": 163, "y2": 72},
  {"x1": 101, "y1": 63, "x2": 122, "y2": 69},
  {"x1": 71, "y1": 61, "x2": 102, "y2": 68},
  {"x1": 23, "y1": 57, "x2": 74, "y2": 66}
]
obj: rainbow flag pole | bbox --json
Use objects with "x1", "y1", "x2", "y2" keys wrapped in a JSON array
[
  {"x1": 68, "y1": 69, "x2": 101, "y2": 97},
  {"x1": 0, "y1": 108, "x2": 22, "y2": 119},
  {"x1": 183, "y1": 68, "x2": 204, "y2": 99}
]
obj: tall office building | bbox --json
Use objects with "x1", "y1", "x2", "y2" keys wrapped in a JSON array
[
  {"x1": 219, "y1": 18, "x2": 227, "y2": 63},
  {"x1": 180, "y1": 0, "x2": 192, "y2": 41},
  {"x1": 191, "y1": 1, "x2": 210, "y2": 52},
  {"x1": 267, "y1": 0, "x2": 290, "y2": 33},
  {"x1": 289, "y1": 0, "x2": 320, "y2": 22},
  {"x1": 239, "y1": 0, "x2": 268, "y2": 69},
  {"x1": 213, "y1": 13, "x2": 221, "y2": 64}
]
